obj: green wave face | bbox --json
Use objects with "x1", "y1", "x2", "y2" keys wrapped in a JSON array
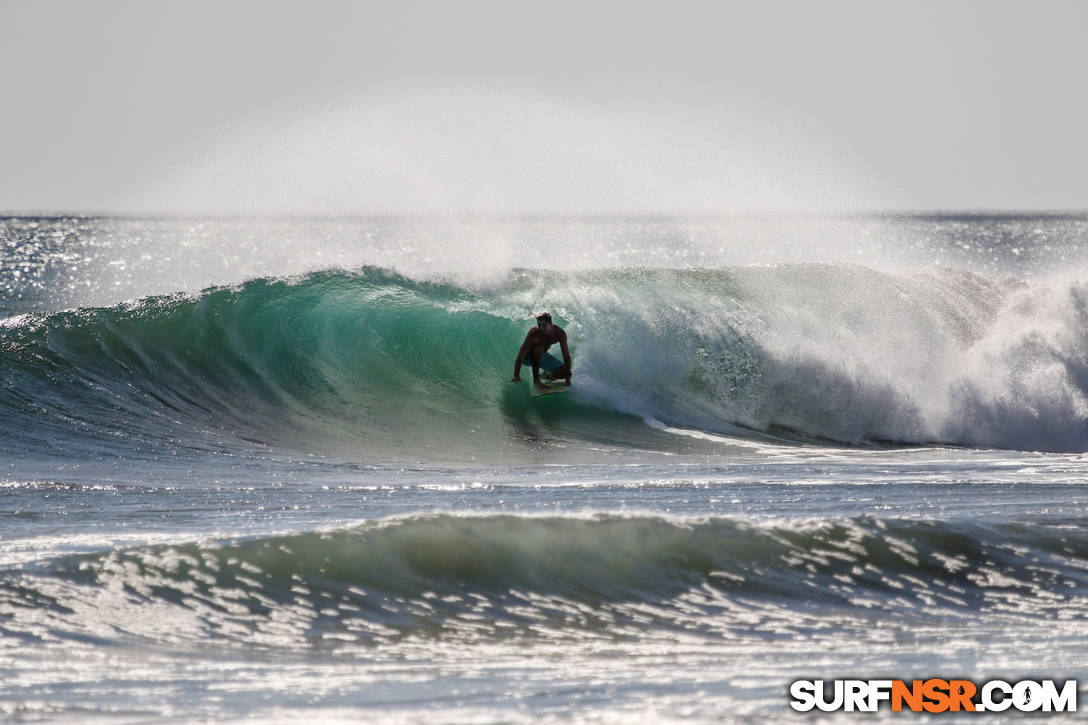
[{"x1": 0, "y1": 267, "x2": 725, "y2": 464}]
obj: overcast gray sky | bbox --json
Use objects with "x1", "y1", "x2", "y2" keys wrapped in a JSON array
[{"x1": 2, "y1": 0, "x2": 1086, "y2": 213}]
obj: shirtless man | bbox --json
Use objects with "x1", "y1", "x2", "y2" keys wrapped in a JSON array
[{"x1": 511, "y1": 312, "x2": 572, "y2": 388}]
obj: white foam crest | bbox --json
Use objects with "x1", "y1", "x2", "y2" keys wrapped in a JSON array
[
  {"x1": 938, "y1": 274, "x2": 1088, "y2": 450},
  {"x1": 528, "y1": 265, "x2": 1088, "y2": 452}
]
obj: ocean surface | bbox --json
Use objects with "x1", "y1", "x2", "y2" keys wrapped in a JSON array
[{"x1": 3, "y1": 214, "x2": 1088, "y2": 722}]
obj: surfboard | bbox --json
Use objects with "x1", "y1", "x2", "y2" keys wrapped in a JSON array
[{"x1": 531, "y1": 379, "x2": 570, "y2": 398}]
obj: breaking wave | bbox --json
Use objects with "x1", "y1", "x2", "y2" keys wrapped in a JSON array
[{"x1": 2, "y1": 263, "x2": 1087, "y2": 460}]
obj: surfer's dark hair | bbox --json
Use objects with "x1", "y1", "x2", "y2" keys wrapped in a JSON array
[{"x1": 535, "y1": 312, "x2": 552, "y2": 322}]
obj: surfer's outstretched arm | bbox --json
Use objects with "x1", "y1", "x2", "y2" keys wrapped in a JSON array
[
  {"x1": 511, "y1": 333, "x2": 533, "y2": 382},
  {"x1": 559, "y1": 337, "x2": 572, "y2": 382}
]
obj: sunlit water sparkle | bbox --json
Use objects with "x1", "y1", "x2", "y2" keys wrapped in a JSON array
[{"x1": 3, "y1": 215, "x2": 1088, "y2": 722}]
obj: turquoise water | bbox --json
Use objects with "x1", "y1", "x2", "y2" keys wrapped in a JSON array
[{"x1": 3, "y1": 215, "x2": 1088, "y2": 721}]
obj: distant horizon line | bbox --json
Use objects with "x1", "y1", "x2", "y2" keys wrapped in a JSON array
[{"x1": 4, "y1": 208, "x2": 1088, "y2": 220}]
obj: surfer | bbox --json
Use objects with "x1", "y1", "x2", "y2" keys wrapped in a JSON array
[{"x1": 511, "y1": 312, "x2": 572, "y2": 388}]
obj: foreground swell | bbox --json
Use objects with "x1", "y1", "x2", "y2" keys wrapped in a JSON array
[{"x1": 5, "y1": 513, "x2": 1088, "y2": 650}]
